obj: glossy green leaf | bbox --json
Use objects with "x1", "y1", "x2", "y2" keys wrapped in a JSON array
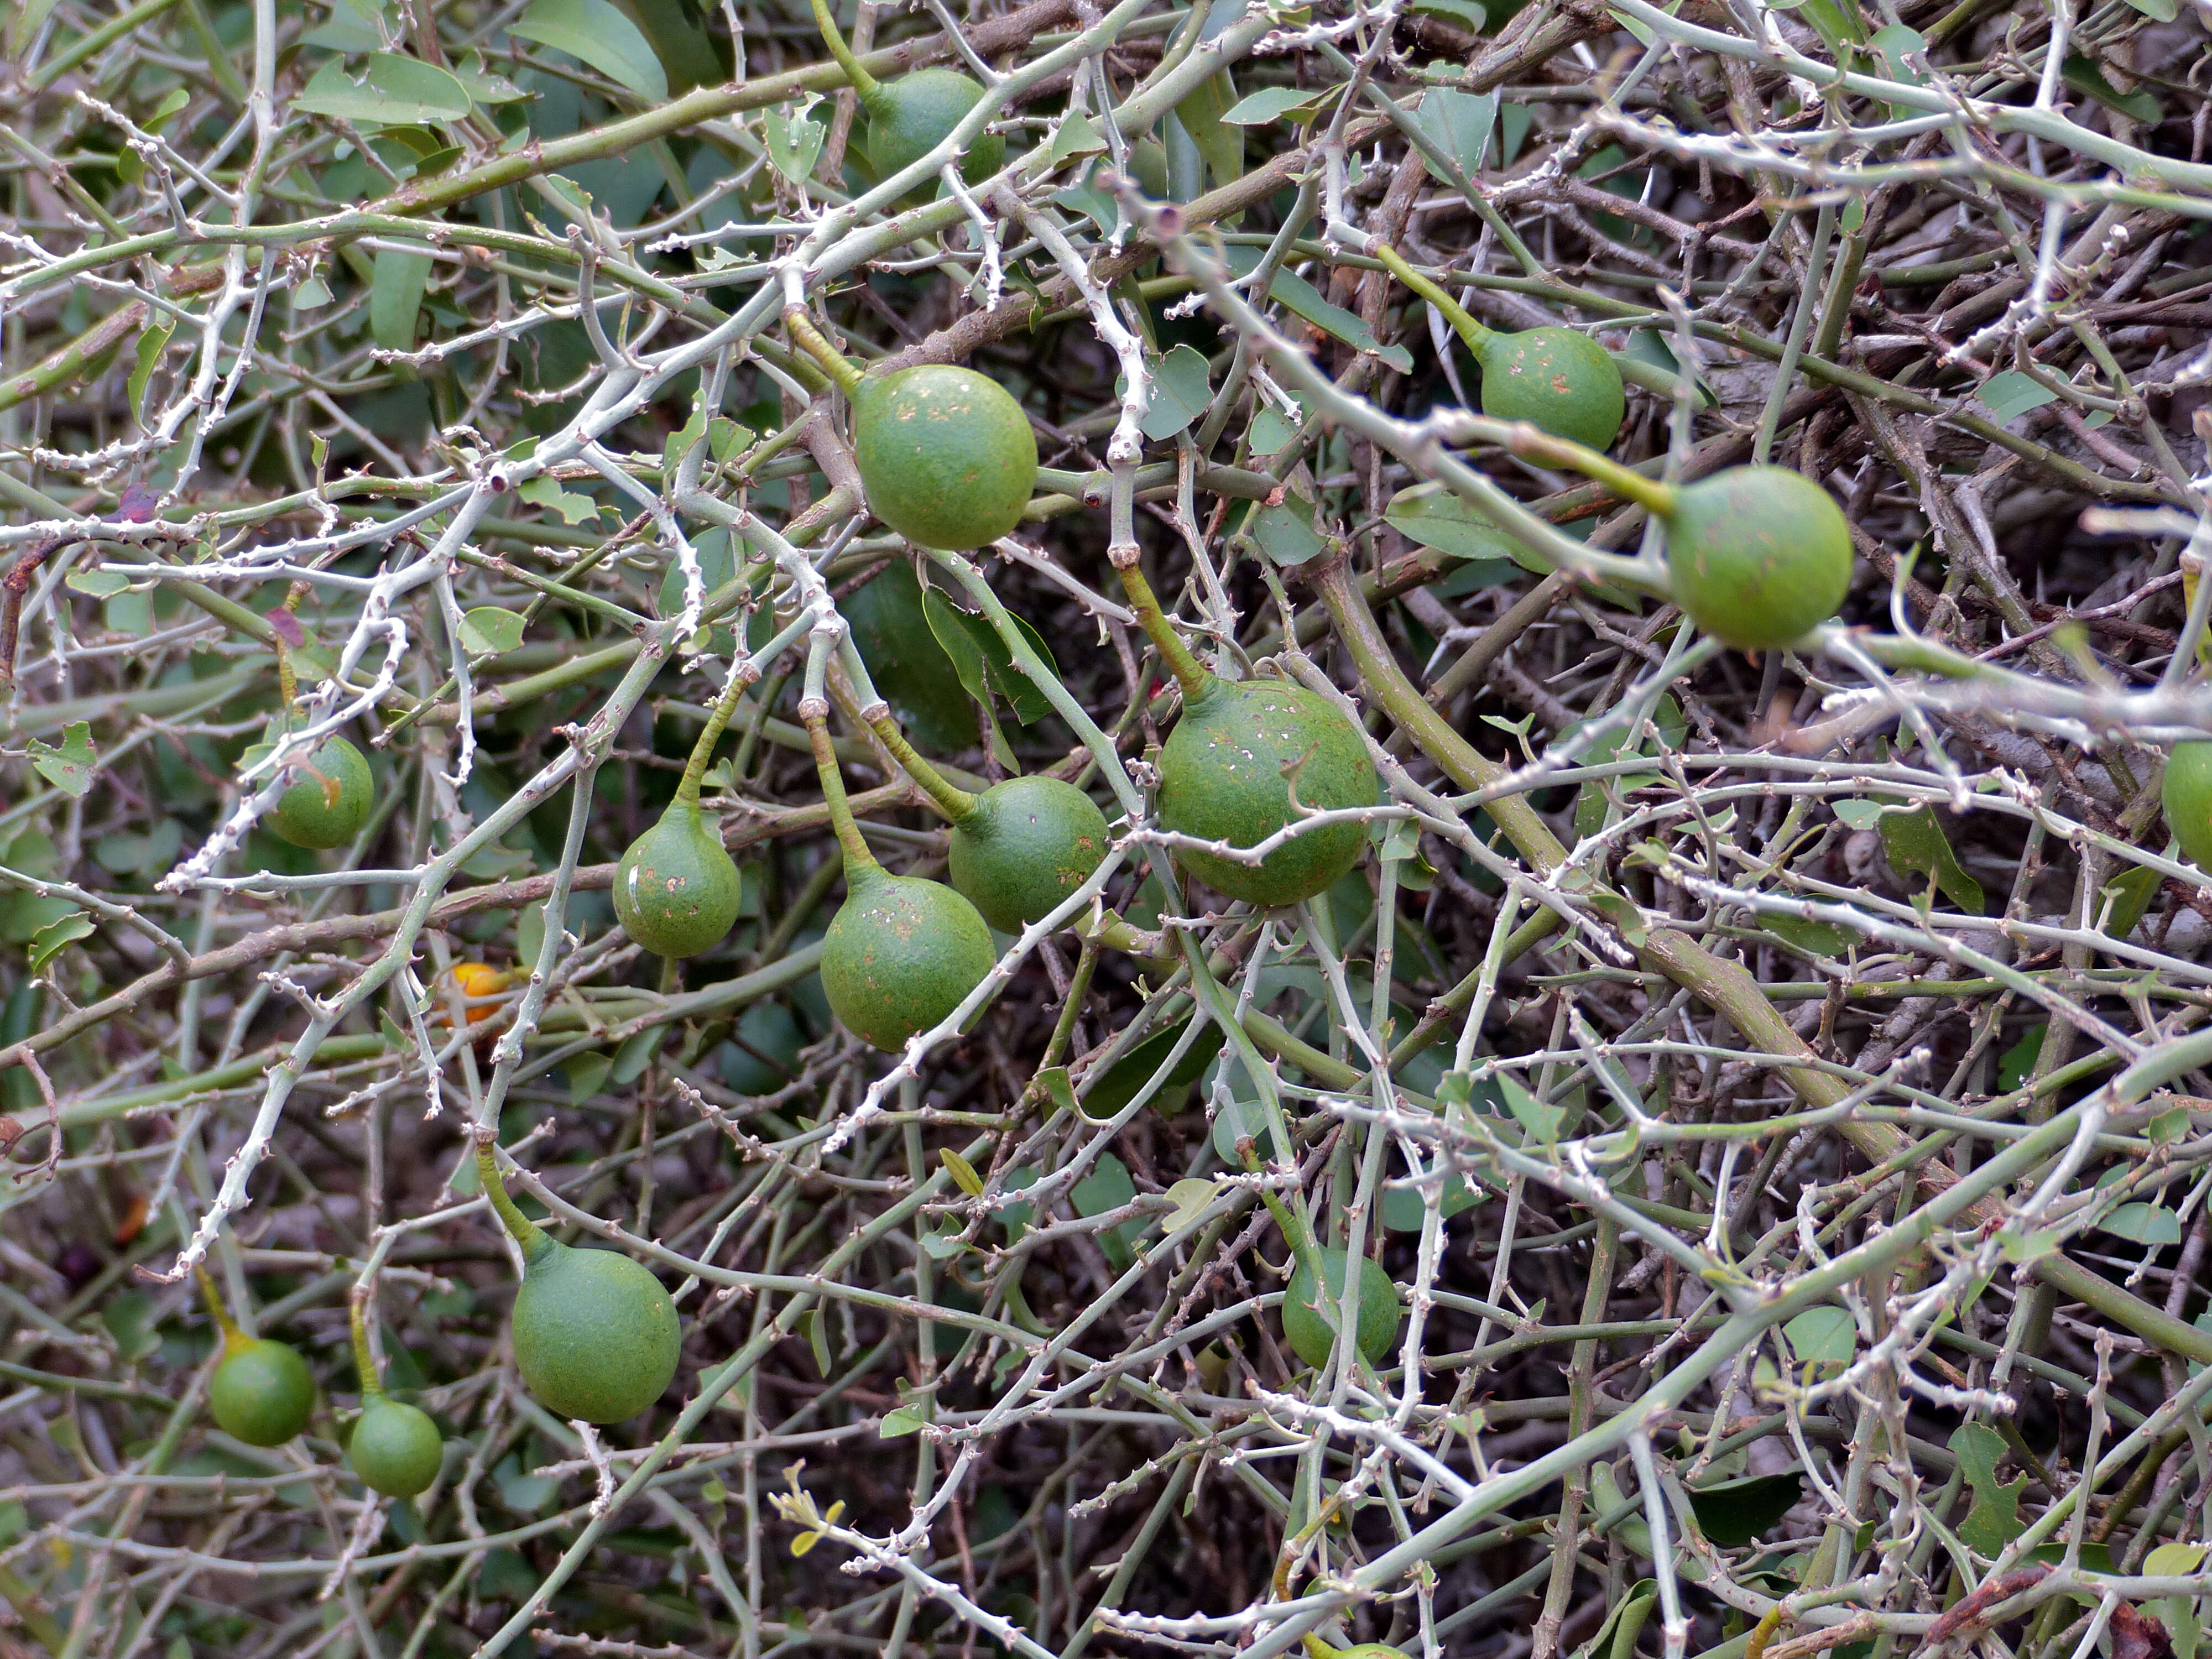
[
  {"x1": 369, "y1": 247, "x2": 432, "y2": 352},
  {"x1": 1139, "y1": 344, "x2": 1212, "y2": 440},
  {"x1": 29, "y1": 910, "x2": 96, "y2": 972},
  {"x1": 460, "y1": 607, "x2": 525, "y2": 655},
  {"x1": 295, "y1": 54, "x2": 473, "y2": 125},
  {"x1": 1978, "y1": 370, "x2": 2057, "y2": 425},
  {"x1": 1082, "y1": 1018, "x2": 1225, "y2": 1121},
  {"x1": 28, "y1": 722, "x2": 98, "y2": 797},
  {"x1": 510, "y1": 0, "x2": 669, "y2": 101},
  {"x1": 1687, "y1": 1472, "x2": 1802, "y2": 1546},
  {"x1": 1877, "y1": 801, "x2": 1984, "y2": 913}
]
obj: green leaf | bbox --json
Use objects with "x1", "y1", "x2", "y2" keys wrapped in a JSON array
[
  {"x1": 1239, "y1": 498, "x2": 1328, "y2": 566},
  {"x1": 1764, "y1": 915, "x2": 1859, "y2": 962},
  {"x1": 764, "y1": 97, "x2": 826, "y2": 183},
  {"x1": 920, "y1": 587, "x2": 1057, "y2": 727},
  {"x1": 29, "y1": 910, "x2": 95, "y2": 973},
  {"x1": 1071, "y1": 1152, "x2": 1144, "y2": 1270},
  {"x1": 2103, "y1": 1202, "x2": 2182, "y2": 1244},
  {"x1": 2100, "y1": 860, "x2": 2162, "y2": 941},
  {"x1": 1037, "y1": 110, "x2": 1105, "y2": 170},
  {"x1": 519, "y1": 476, "x2": 601, "y2": 524},
  {"x1": 2060, "y1": 55, "x2": 2161, "y2": 124},
  {"x1": 1950, "y1": 1423, "x2": 2027, "y2": 1557},
  {"x1": 129, "y1": 318, "x2": 174, "y2": 425},
  {"x1": 1139, "y1": 344, "x2": 1213, "y2": 440},
  {"x1": 565, "y1": 1050, "x2": 612, "y2": 1105},
  {"x1": 1081, "y1": 1018, "x2": 1225, "y2": 1120},
  {"x1": 103, "y1": 1290, "x2": 162, "y2": 1363},
  {"x1": 294, "y1": 53, "x2": 474, "y2": 125},
  {"x1": 1688, "y1": 1472, "x2": 1802, "y2": 1547},
  {"x1": 1380, "y1": 1170, "x2": 1482, "y2": 1232},
  {"x1": 1782, "y1": 1306, "x2": 1854, "y2": 1373},
  {"x1": 1977, "y1": 370, "x2": 2058, "y2": 425},
  {"x1": 1499, "y1": 1072, "x2": 1567, "y2": 1146},
  {"x1": 880, "y1": 1402, "x2": 928, "y2": 1437},
  {"x1": 510, "y1": 0, "x2": 669, "y2": 101},
  {"x1": 1171, "y1": 71, "x2": 1244, "y2": 193},
  {"x1": 2122, "y1": 0, "x2": 2177, "y2": 18},
  {"x1": 28, "y1": 722, "x2": 98, "y2": 797},
  {"x1": 1225, "y1": 247, "x2": 1415, "y2": 374},
  {"x1": 369, "y1": 247, "x2": 432, "y2": 352},
  {"x1": 1220, "y1": 86, "x2": 1324, "y2": 126},
  {"x1": 1877, "y1": 801, "x2": 1984, "y2": 912},
  {"x1": 1832, "y1": 797, "x2": 1884, "y2": 830},
  {"x1": 1411, "y1": 87, "x2": 1498, "y2": 183},
  {"x1": 67, "y1": 566, "x2": 131, "y2": 598},
  {"x1": 460, "y1": 607, "x2": 525, "y2": 655},
  {"x1": 1384, "y1": 483, "x2": 1525, "y2": 565},
  {"x1": 843, "y1": 562, "x2": 974, "y2": 752},
  {"x1": 1162, "y1": 1177, "x2": 1216, "y2": 1232}
]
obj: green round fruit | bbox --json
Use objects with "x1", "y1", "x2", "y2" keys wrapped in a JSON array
[
  {"x1": 1475, "y1": 326, "x2": 1625, "y2": 451},
  {"x1": 1663, "y1": 465, "x2": 1853, "y2": 650},
  {"x1": 510, "y1": 1238, "x2": 681, "y2": 1423},
  {"x1": 1158, "y1": 677, "x2": 1378, "y2": 909},
  {"x1": 210, "y1": 1336, "x2": 316, "y2": 1446},
  {"x1": 852, "y1": 366, "x2": 1037, "y2": 550},
  {"x1": 614, "y1": 800, "x2": 742, "y2": 959},
  {"x1": 947, "y1": 776, "x2": 1112, "y2": 933},
  {"x1": 349, "y1": 1395, "x2": 444, "y2": 1499},
  {"x1": 2163, "y1": 742, "x2": 2212, "y2": 869},
  {"x1": 253, "y1": 734, "x2": 373, "y2": 851},
  {"x1": 1281, "y1": 1248, "x2": 1401, "y2": 1371},
  {"x1": 862, "y1": 69, "x2": 1006, "y2": 195},
  {"x1": 821, "y1": 868, "x2": 995, "y2": 1051}
]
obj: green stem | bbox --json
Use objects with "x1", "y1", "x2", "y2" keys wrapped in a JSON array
[
  {"x1": 677, "y1": 665, "x2": 754, "y2": 805},
  {"x1": 349, "y1": 1292, "x2": 384, "y2": 1401},
  {"x1": 806, "y1": 715, "x2": 882, "y2": 874},
  {"x1": 1111, "y1": 556, "x2": 1213, "y2": 701},
  {"x1": 476, "y1": 1140, "x2": 547, "y2": 1257},
  {"x1": 784, "y1": 307, "x2": 868, "y2": 398},
  {"x1": 1371, "y1": 239, "x2": 1494, "y2": 355},
  {"x1": 870, "y1": 715, "x2": 977, "y2": 822},
  {"x1": 807, "y1": 0, "x2": 881, "y2": 103}
]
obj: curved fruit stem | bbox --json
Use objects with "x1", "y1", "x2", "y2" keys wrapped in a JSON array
[
  {"x1": 804, "y1": 709, "x2": 883, "y2": 875},
  {"x1": 1370, "y1": 239, "x2": 1494, "y2": 355},
  {"x1": 677, "y1": 661, "x2": 758, "y2": 806},
  {"x1": 474, "y1": 1136, "x2": 547, "y2": 1259},
  {"x1": 348, "y1": 1288, "x2": 385, "y2": 1401},
  {"x1": 1108, "y1": 551, "x2": 1213, "y2": 701},
  {"x1": 807, "y1": 0, "x2": 882, "y2": 104},
  {"x1": 782, "y1": 307, "x2": 868, "y2": 399},
  {"x1": 195, "y1": 1264, "x2": 249, "y2": 1358},
  {"x1": 869, "y1": 713, "x2": 977, "y2": 823}
]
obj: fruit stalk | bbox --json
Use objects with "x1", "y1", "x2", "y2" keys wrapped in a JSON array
[
  {"x1": 1108, "y1": 549, "x2": 1213, "y2": 701},
  {"x1": 348, "y1": 1290, "x2": 384, "y2": 1400},
  {"x1": 868, "y1": 711, "x2": 978, "y2": 824},
  {"x1": 804, "y1": 703, "x2": 883, "y2": 875},
  {"x1": 195, "y1": 1264, "x2": 244, "y2": 1354},
  {"x1": 476, "y1": 1137, "x2": 549, "y2": 1260},
  {"x1": 677, "y1": 659, "x2": 761, "y2": 806},
  {"x1": 807, "y1": 0, "x2": 881, "y2": 103},
  {"x1": 783, "y1": 307, "x2": 868, "y2": 399},
  {"x1": 1369, "y1": 240, "x2": 1494, "y2": 354}
]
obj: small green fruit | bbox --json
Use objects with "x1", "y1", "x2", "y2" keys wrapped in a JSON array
[
  {"x1": 948, "y1": 776, "x2": 1112, "y2": 933},
  {"x1": 861, "y1": 69, "x2": 1005, "y2": 195},
  {"x1": 852, "y1": 366, "x2": 1037, "y2": 550},
  {"x1": 614, "y1": 800, "x2": 743, "y2": 959},
  {"x1": 1476, "y1": 326, "x2": 1625, "y2": 451},
  {"x1": 2164, "y1": 743, "x2": 2212, "y2": 869},
  {"x1": 510, "y1": 1237, "x2": 682, "y2": 1423},
  {"x1": 1663, "y1": 465, "x2": 1853, "y2": 650},
  {"x1": 252, "y1": 734, "x2": 373, "y2": 851},
  {"x1": 1158, "y1": 677, "x2": 1378, "y2": 909},
  {"x1": 349, "y1": 1395, "x2": 444, "y2": 1498},
  {"x1": 821, "y1": 867, "x2": 995, "y2": 1051},
  {"x1": 1281, "y1": 1248, "x2": 1401, "y2": 1371},
  {"x1": 210, "y1": 1335, "x2": 316, "y2": 1446}
]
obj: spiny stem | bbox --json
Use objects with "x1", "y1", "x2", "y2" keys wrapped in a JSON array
[
  {"x1": 870, "y1": 713, "x2": 977, "y2": 822},
  {"x1": 1371, "y1": 239, "x2": 1494, "y2": 354},
  {"x1": 808, "y1": 0, "x2": 881, "y2": 103},
  {"x1": 783, "y1": 307, "x2": 868, "y2": 397},
  {"x1": 348, "y1": 1290, "x2": 384, "y2": 1401},
  {"x1": 476, "y1": 1138, "x2": 545, "y2": 1256},
  {"x1": 1110, "y1": 552, "x2": 1213, "y2": 700},
  {"x1": 805, "y1": 711, "x2": 881, "y2": 873},
  {"x1": 677, "y1": 662, "x2": 758, "y2": 805}
]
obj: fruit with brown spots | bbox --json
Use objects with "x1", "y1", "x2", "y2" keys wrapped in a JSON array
[
  {"x1": 247, "y1": 731, "x2": 374, "y2": 851},
  {"x1": 614, "y1": 799, "x2": 742, "y2": 959}
]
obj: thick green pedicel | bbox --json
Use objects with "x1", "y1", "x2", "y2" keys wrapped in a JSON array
[
  {"x1": 822, "y1": 865, "x2": 995, "y2": 1051},
  {"x1": 255, "y1": 734, "x2": 374, "y2": 851},
  {"x1": 614, "y1": 799, "x2": 743, "y2": 959},
  {"x1": 1280, "y1": 1247, "x2": 1401, "y2": 1371},
  {"x1": 948, "y1": 776, "x2": 1111, "y2": 932},
  {"x1": 1476, "y1": 326, "x2": 1626, "y2": 452},
  {"x1": 1663, "y1": 465, "x2": 1853, "y2": 650},
  {"x1": 852, "y1": 366, "x2": 1037, "y2": 550},
  {"x1": 1159, "y1": 677, "x2": 1378, "y2": 908},
  {"x1": 862, "y1": 68, "x2": 1005, "y2": 194},
  {"x1": 510, "y1": 1235, "x2": 682, "y2": 1423},
  {"x1": 2164, "y1": 742, "x2": 2212, "y2": 869},
  {"x1": 210, "y1": 1336, "x2": 316, "y2": 1446},
  {"x1": 349, "y1": 1396, "x2": 444, "y2": 1499}
]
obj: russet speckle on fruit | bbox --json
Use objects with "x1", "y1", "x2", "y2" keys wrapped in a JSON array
[
  {"x1": 947, "y1": 775, "x2": 1111, "y2": 932},
  {"x1": 821, "y1": 867, "x2": 995, "y2": 1050},
  {"x1": 852, "y1": 364, "x2": 1037, "y2": 550},
  {"x1": 1662, "y1": 465, "x2": 1853, "y2": 650},
  {"x1": 614, "y1": 800, "x2": 743, "y2": 959}
]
